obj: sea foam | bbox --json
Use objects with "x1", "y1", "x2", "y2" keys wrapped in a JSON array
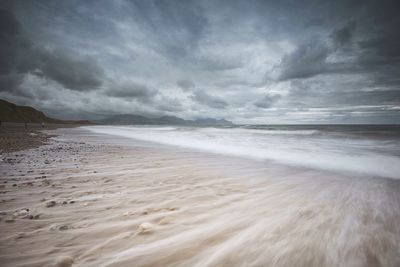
[{"x1": 83, "y1": 125, "x2": 400, "y2": 179}]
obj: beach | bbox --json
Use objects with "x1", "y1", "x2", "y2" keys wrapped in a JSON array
[{"x1": 1, "y1": 126, "x2": 400, "y2": 267}]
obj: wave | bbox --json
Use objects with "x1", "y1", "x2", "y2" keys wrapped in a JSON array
[{"x1": 83, "y1": 126, "x2": 400, "y2": 179}]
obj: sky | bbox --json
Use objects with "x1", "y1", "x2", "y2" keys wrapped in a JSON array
[{"x1": 0, "y1": 0, "x2": 399, "y2": 124}]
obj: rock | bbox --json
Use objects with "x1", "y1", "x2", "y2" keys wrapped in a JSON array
[
  {"x1": 5, "y1": 218, "x2": 15, "y2": 223},
  {"x1": 15, "y1": 232, "x2": 27, "y2": 239},
  {"x1": 13, "y1": 209, "x2": 29, "y2": 217},
  {"x1": 46, "y1": 201, "x2": 56, "y2": 208},
  {"x1": 49, "y1": 224, "x2": 70, "y2": 231},
  {"x1": 54, "y1": 255, "x2": 74, "y2": 267},
  {"x1": 137, "y1": 222, "x2": 155, "y2": 234},
  {"x1": 58, "y1": 225, "x2": 69, "y2": 231}
]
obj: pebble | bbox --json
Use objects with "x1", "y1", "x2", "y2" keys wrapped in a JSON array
[
  {"x1": 15, "y1": 232, "x2": 27, "y2": 239},
  {"x1": 54, "y1": 256, "x2": 74, "y2": 267},
  {"x1": 58, "y1": 225, "x2": 69, "y2": 231},
  {"x1": 137, "y1": 222, "x2": 155, "y2": 234},
  {"x1": 46, "y1": 201, "x2": 56, "y2": 208},
  {"x1": 13, "y1": 208, "x2": 29, "y2": 217},
  {"x1": 49, "y1": 224, "x2": 70, "y2": 231}
]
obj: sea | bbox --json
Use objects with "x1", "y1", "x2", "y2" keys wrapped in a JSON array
[{"x1": 82, "y1": 124, "x2": 400, "y2": 180}]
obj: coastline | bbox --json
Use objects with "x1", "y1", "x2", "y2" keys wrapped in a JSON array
[{"x1": 0, "y1": 127, "x2": 399, "y2": 267}]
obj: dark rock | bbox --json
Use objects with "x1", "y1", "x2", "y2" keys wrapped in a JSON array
[{"x1": 46, "y1": 201, "x2": 56, "y2": 208}]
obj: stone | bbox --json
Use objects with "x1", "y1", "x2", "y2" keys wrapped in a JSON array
[
  {"x1": 137, "y1": 222, "x2": 155, "y2": 234},
  {"x1": 46, "y1": 201, "x2": 56, "y2": 208},
  {"x1": 54, "y1": 256, "x2": 74, "y2": 267}
]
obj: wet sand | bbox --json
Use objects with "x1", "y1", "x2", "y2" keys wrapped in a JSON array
[{"x1": 0, "y1": 128, "x2": 400, "y2": 267}]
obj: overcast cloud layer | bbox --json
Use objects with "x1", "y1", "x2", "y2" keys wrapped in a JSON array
[{"x1": 0, "y1": 0, "x2": 399, "y2": 123}]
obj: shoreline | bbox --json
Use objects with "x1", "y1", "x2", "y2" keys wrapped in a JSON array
[
  {"x1": 0, "y1": 122, "x2": 84, "y2": 154},
  {"x1": 0, "y1": 127, "x2": 399, "y2": 266}
]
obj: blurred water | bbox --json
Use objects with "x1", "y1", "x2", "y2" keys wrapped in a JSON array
[
  {"x1": 60, "y1": 126, "x2": 400, "y2": 266},
  {"x1": 83, "y1": 125, "x2": 400, "y2": 179}
]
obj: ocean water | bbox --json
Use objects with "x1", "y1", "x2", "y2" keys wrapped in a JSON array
[
  {"x1": 83, "y1": 125, "x2": 400, "y2": 179},
  {"x1": 70, "y1": 125, "x2": 400, "y2": 266}
]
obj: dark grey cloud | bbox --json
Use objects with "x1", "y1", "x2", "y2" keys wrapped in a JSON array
[
  {"x1": 38, "y1": 51, "x2": 104, "y2": 91},
  {"x1": 254, "y1": 94, "x2": 281, "y2": 109},
  {"x1": 157, "y1": 97, "x2": 184, "y2": 112},
  {"x1": 127, "y1": 0, "x2": 208, "y2": 59},
  {"x1": 196, "y1": 56, "x2": 243, "y2": 71},
  {"x1": 331, "y1": 20, "x2": 357, "y2": 47},
  {"x1": 192, "y1": 90, "x2": 228, "y2": 109},
  {"x1": 322, "y1": 90, "x2": 400, "y2": 107},
  {"x1": 105, "y1": 81, "x2": 157, "y2": 101},
  {"x1": 274, "y1": 20, "x2": 358, "y2": 82},
  {"x1": 0, "y1": 0, "x2": 399, "y2": 123},
  {"x1": 0, "y1": 8, "x2": 25, "y2": 75},
  {"x1": 273, "y1": 0, "x2": 400, "y2": 94},
  {"x1": 275, "y1": 39, "x2": 330, "y2": 81},
  {"x1": 177, "y1": 79, "x2": 195, "y2": 91},
  {"x1": 0, "y1": 7, "x2": 104, "y2": 94}
]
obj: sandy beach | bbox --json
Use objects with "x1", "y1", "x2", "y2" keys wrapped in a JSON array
[{"x1": 1, "y1": 127, "x2": 400, "y2": 267}]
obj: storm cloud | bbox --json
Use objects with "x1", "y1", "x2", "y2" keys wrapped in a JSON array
[
  {"x1": 105, "y1": 81, "x2": 157, "y2": 101},
  {"x1": 254, "y1": 94, "x2": 281, "y2": 109},
  {"x1": 0, "y1": 0, "x2": 399, "y2": 123},
  {"x1": 0, "y1": 7, "x2": 104, "y2": 94},
  {"x1": 192, "y1": 90, "x2": 228, "y2": 109}
]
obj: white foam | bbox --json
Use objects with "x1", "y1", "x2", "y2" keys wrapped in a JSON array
[{"x1": 83, "y1": 126, "x2": 400, "y2": 179}]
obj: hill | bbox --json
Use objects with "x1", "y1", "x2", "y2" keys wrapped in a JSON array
[
  {"x1": 0, "y1": 99, "x2": 90, "y2": 124},
  {"x1": 0, "y1": 99, "x2": 233, "y2": 126}
]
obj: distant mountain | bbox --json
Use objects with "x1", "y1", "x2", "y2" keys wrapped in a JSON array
[
  {"x1": 193, "y1": 118, "x2": 233, "y2": 126},
  {"x1": 95, "y1": 114, "x2": 155, "y2": 125},
  {"x1": 95, "y1": 114, "x2": 234, "y2": 126},
  {"x1": 0, "y1": 99, "x2": 90, "y2": 124}
]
